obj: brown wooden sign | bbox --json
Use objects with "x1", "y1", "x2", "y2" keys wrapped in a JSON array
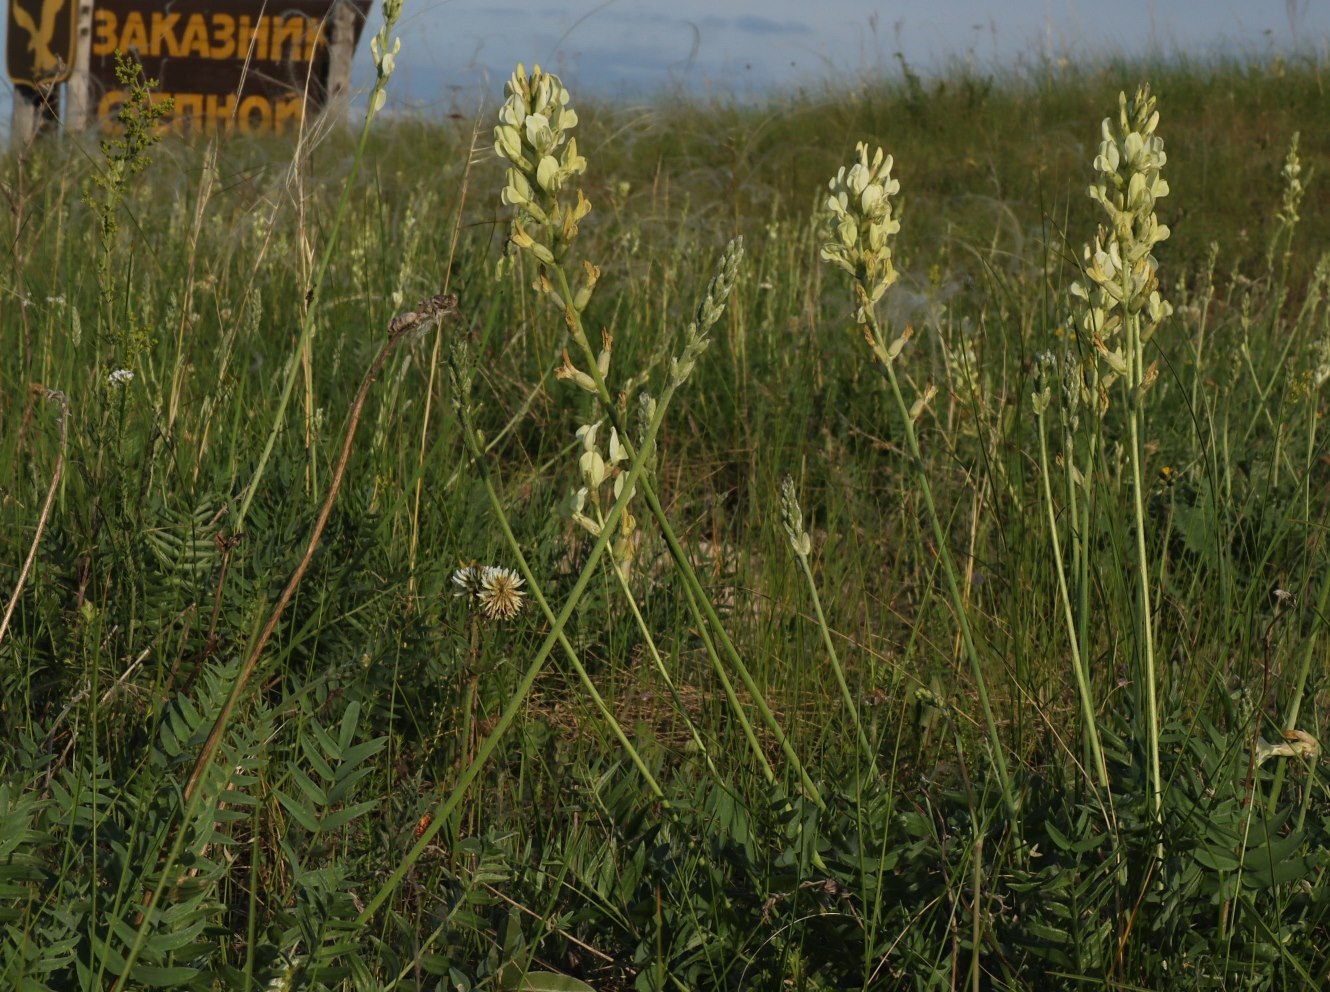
[
  {"x1": 89, "y1": 0, "x2": 370, "y2": 133},
  {"x1": 6, "y1": 0, "x2": 78, "y2": 86}
]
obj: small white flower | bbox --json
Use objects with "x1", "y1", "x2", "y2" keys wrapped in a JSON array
[
  {"x1": 453, "y1": 563, "x2": 526, "y2": 621},
  {"x1": 108, "y1": 368, "x2": 134, "y2": 387},
  {"x1": 451, "y1": 564, "x2": 486, "y2": 598},
  {"x1": 478, "y1": 566, "x2": 526, "y2": 621}
]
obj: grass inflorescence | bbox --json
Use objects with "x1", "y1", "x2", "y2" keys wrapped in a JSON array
[{"x1": 2, "y1": 46, "x2": 1330, "y2": 991}]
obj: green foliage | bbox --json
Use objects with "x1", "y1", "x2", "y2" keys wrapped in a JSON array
[
  {"x1": 2, "y1": 52, "x2": 1330, "y2": 991},
  {"x1": 84, "y1": 51, "x2": 175, "y2": 371}
]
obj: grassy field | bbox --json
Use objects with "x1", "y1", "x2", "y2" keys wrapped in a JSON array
[{"x1": 3, "y1": 42, "x2": 1330, "y2": 990}]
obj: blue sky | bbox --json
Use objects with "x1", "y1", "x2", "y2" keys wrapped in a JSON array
[
  {"x1": 4, "y1": 1, "x2": 1328, "y2": 120},
  {"x1": 377, "y1": 0, "x2": 1328, "y2": 113}
]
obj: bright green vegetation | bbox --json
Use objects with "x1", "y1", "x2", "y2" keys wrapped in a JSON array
[{"x1": 2, "y1": 48, "x2": 1329, "y2": 990}]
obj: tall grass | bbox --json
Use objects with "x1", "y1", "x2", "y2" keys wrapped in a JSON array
[{"x1": 1, "y1": 48, "x2": 1329, "y2": 990}]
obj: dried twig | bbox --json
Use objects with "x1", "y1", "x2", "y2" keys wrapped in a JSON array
[
  {"x1": 0, "y1": 387, "x2": 69, "y2": 648},
  {"x1": 183, "y1": 293, "x2": 459, "y2": 801}
]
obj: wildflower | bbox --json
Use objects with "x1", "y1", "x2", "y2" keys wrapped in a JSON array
[
  {"x1": 1254, "y1": 729, "x2": 1320, "y2": 767},
  {"x1": 366, "y1": 0, "x2": 403, "y2": 114},
  {"x1": 1068, "y1": 85, "x2": 1172, "y2": 403},
  {"x1": 576, "y1": 421, "x2": 607, "y2": 489},
  {"x1": 1276, "y1": 131, "x2": 1304, "y2": 228},
  {"x1": 494, "y1": 63, "x2": 590, "y2": 265},
  {"x1": 819, "y1": 142, "x2": 901, "y2": 321},
  {"x1": 451, "y1": 564, "x2": 486, "y2": 599},
  {"x1": 478, "y1": 566, "x2": 525, "y2": 621},
  {"x1": 452, "y1": 564, "x2": 526, "y2": 621},
  {"x1": 108, "y1": 368, "x2": 134, "y2": 387}
]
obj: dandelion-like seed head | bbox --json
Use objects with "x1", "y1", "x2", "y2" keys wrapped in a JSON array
[{"x1": 478, "y1": 566, "x2": 526, "y2": 621}]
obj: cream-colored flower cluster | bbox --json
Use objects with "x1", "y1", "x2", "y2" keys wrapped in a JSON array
[
  {"x1": 494, "y1": 63, "x2": 590, "y2": 267},
  {"x1": 569, "y1": 420, "x2": 633, "y2": 532},
  {"x1": 1276, "y1": 131, "x2": 1304, "y2": 228},
  {"x1": 568, "y1": 412, "x2": 644, "y2": 568},
  {"x1": 1069, "y1": 86, "x2": 1172, "y2": 402},
  {"x1": 367, "y1": 0, "x2": 403, "y2": 114},
  {"x1": 820, "y1": 142, "x2": 902, "y2": 321},
  {"x1": 563, "y1": 238, "x2": 743, "y2": 568}
]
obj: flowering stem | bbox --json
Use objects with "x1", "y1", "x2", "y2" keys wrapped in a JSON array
[
  {"x1": 356, "y1": 370, "x2": 664, "y2": 927},
  {"x1": 554, "y1": 262, "x2": 825, "y2": 809},
  {"x1": 1126, "y1": 417, "x2": 1169, "y2": 876},
  {"x1": 789, "y1": 538, "x2": 877, "y2": 772},
  {"x1": 606, "y1": 557, "x2": 720, "y2": 778},
  {"x1": 863, "y1": 310, "x2": 1018, "y2": 824},
  {"x1": 1124, "y1": 284, "x2": 1163, "y2": 842},
  {"x1": 1072, "y1": 417, "x2": 1099, "y2": 722},
  {"x1": 464, "y1": 432, "x2": 665, "y2": 800},
  {"x1": 1036, "y1": 407, "x2": 1108, "y2": 787}
]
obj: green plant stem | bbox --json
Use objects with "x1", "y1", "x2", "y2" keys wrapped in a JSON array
[
  {"x1": 792, "y1": 550, "x2": 876, "y2": 771},
  {"x1": 674, "y1": 550, "x2": 775, "y2": 782},
  {"x1": 637, "y1": 476, "x2": 824, "y2": 807},
  {"x1": 409, "y1": 119, "x2": 481, "y2": 596},
  {"x1": 1266, "y1": 535, "x2": 1330, "y2": 814},
  {"x1": 1124, "y1": 298, "x2": 1163, "y2": 844},
  {"x1": 466, "y1": 439, "x2": 665, "y2": 800},
  {"x1": 553, "y1": 262, "x2": 825, "y2": 809},
  {"x1": 357, "y1": 316, "x2": 702, "y2": 925},
  {"x1": 607, "y1": 557, "x2": 720, "y2": 777},
  {"x1": 1069, "y1": 394, "x2": 1100, "y2": 717},
  {"x1": 863, "y1": 310, "x2": 1017, "y2": 824},
  {"x1": 1036, "y1": 410, "x2": 1108, "y2": 787}
]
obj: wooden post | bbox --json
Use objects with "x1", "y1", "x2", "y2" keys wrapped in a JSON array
[
  {"x1": 324, "y1": 0, "x2": 357, "y2": 127},
  {"x1": 65, "y1": 0, "x2": 96, "y2": 132},
  {"x1": 11, "y1": 86, "x2": 43, "y2": 150}
]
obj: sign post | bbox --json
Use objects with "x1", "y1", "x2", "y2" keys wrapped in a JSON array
[
  {"x1": 64, "y1": 0, "x2": 94, "y2": 130},
  {"x1": 10, "y1": 0, "x2": 370, "y2": 137}
]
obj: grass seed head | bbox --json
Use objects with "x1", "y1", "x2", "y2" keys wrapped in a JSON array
[{"x1": 779, "y1": 476, "x2": 812, "y2": 558}]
